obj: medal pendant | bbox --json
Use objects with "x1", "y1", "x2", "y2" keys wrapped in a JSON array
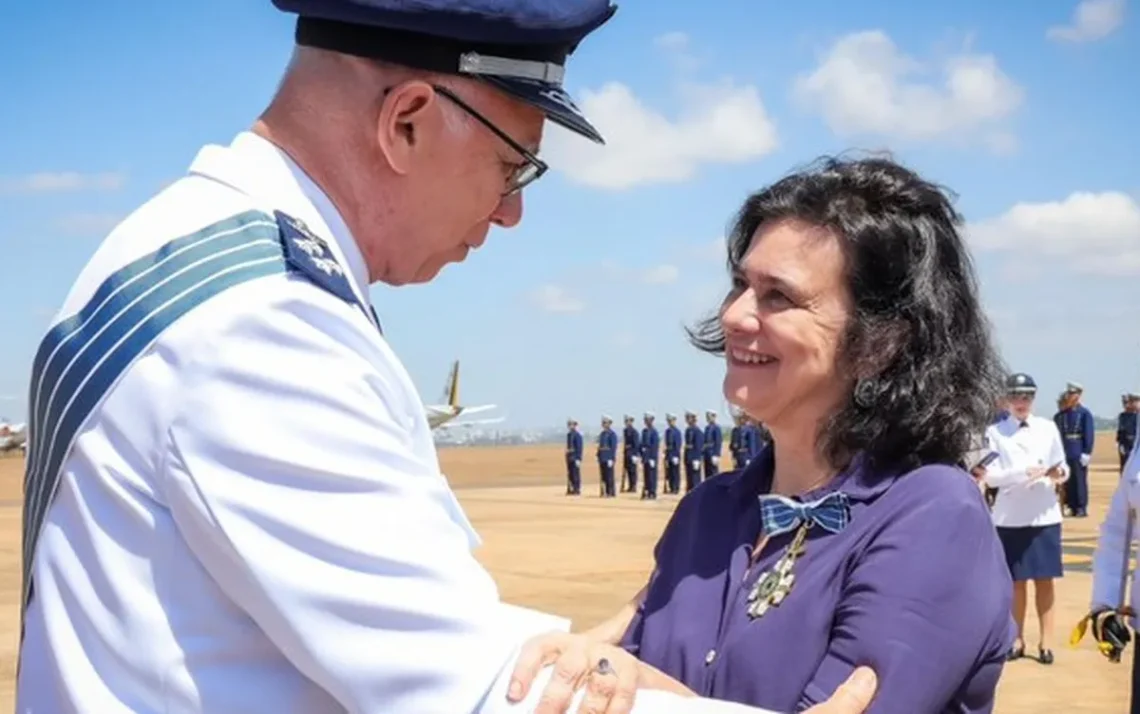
[{"x1": 746, "y1": 523, "x2": 809, "y2": 620}]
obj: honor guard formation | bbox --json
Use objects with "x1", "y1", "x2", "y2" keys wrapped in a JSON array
[{"x1": 564, "y1": 409, "x2": 769, "y2": 499}]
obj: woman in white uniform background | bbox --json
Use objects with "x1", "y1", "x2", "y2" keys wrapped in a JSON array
[{"x1": 981, "y1": 372, "x2": 1069, "y2": 665}]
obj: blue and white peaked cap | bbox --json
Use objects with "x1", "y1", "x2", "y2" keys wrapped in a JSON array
[{"x1": 271, "y1": 0, "x2": 617, "y2": 144}]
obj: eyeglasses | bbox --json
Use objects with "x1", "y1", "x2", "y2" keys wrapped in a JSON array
[{"x1": 431, "y1": 84, "x2": 548, "y2": 196}]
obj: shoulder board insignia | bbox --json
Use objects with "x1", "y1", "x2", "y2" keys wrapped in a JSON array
[{"x1": 274, "y1": 210, "x2": 357, "y2": 305}]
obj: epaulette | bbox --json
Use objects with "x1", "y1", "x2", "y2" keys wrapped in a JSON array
[{"x1": 274, "y1": 210, "x2": 357, "y2": 305}]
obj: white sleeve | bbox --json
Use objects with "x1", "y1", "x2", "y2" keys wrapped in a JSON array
[
  {"x1": 161, "y1": 287, "x2": 558, "y2": 713},
  {"x1": 1091, "y1": 477, "x2": 1134, "y2": 611},
  {"x1": 1047, "y1": 423, "x2": 1070, "y2": 484}
]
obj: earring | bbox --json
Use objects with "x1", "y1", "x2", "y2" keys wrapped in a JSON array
[{"x1": 854, "y1": 378, "x2": 877, "y2": 408}]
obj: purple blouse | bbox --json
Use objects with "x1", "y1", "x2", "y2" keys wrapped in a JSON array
[{"x1": 619, "y1": 448, "x2": 1016, "y2": 713}]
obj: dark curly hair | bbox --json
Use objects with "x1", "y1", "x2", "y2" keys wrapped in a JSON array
[{"x1": 687, "y1": 154, "x2": 1006, "y2": 472}]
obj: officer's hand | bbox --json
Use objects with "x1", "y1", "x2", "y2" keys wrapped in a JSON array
[
  {"x1": 1090, "y1": 607, "x2": 1134, "y2": 662},
  {"x1": 1026, "y1": 465, "x2": 1046, "y2": 480},
  {"x1": 802, "y1": 668, "x2": 877, "y2": 714}
]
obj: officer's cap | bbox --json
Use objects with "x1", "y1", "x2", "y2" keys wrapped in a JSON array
[
  {"x1": 1127, "y1": 390, "x2": 1140, "y2": 400},
  {"x1": 1005, "y1": 372, "x2": 1037, "y2": 394},
  {"x1": 665, "y1": 412, "x2": 676, "y2": 420},
  {"x1": 684, "y1": 410, "x2": 696, "y2": 417},
  {"x1": 644, "y1": 411, "x2": 655, "y2": 419},
  {"x1": 706, "y1": 409, "x2": 717, "y2": 416},
  {"x1": 271, "y1": 0, "x2": 616, "y2": 144},
  {"x1": 567, "y1": 417, "x2": 578, "y2": 425},
  {"x1": 601, "y1": 414, "x2": 612, "y2": 422},
  {"x1": 1065, "y1": 381, "x2": 1084, "y2": 394}
]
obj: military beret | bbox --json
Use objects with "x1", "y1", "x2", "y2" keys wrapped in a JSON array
[
  {"x1": 271, "y1": 0, "x2": 616, "y2": 144},
  {"x1": 1006, "y1": 372, "x2": 1037, "y2": 394}
]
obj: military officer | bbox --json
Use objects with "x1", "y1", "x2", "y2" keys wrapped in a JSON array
[
  {"x1": 1054, "y1": 381, "x2": 1096, "y2": 517},
  {"x1": 703, "y1": 408, "x2": 723, "y2": 479},
  {"x1": 596, "y1": 415, "x2": 617, "y2": 497},
  {"x1": 640, "y1": 412, "x2": 660, "y2": 499},
  {"x1": 729, "y1": 411, "x2": 752, "y2": 470},
  {"x1": 683, "y1": 410, "x2": 705, "y2": 492},
  {"x1": 9, "y1": 1, "x2": 679, "y2": 711},
  {"x1": 566, "y1": 418, "x2": 584, "y2": 495},
  {"x1": 622, "y1": 414, "x2": 641, "y2": 493},
  {"x1": 663, "y1": 413, "x2": 683, "y2": 494},
  {"x1": 1118, "y1": 392, "x2": 1139, "y2": 474}
]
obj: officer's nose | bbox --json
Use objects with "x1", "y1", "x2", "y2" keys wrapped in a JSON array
[{"x1": 491, "y1": 191, "x2": 523, "y2": 228}]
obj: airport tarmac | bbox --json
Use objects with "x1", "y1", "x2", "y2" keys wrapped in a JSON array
[{"x1": 0, "y1": 434, "x2": 1131, "y2": 712}]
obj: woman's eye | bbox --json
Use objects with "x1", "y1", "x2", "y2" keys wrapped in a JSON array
[{"x1": 760, "y1": 289, "x2": 793, "y2": 308}]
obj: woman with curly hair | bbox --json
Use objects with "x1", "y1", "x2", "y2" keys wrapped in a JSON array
[{"x1": 508, "y1": 156, "x2": 1017, "y2": 714}]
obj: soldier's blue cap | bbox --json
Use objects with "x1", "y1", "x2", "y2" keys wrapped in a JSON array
[
  {"x1": 271, "y1": 0, "x2": 616, "y2": 144},
  {"x1": 1005, "y1": 372, "x2": 1037, "y2": 394}
]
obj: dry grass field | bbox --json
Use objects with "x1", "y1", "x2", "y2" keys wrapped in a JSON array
[{"x1": 0, "y1": 431, "x2": 1131, "y2": 712}]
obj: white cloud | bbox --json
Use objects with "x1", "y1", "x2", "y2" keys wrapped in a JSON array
[
  {"x1": 654, "y1": 31, "x2": 690, "y2": 53},
  {"x1": 640, "y1": 264, "x2": 680, "y2": 285},
  {"x1": 0, "y1": 171, "x2": 126, "y2": 194},
  {"x1": 969, "y1": 191, "x2": 1140, "y2": 275},
  {"x1": 1047, "y1": 0, "x2": 1125, "y2": 43},
  {"x1": 530, "y1": 284, "x2": 585, "y2": 313},
  {"x1": 793, "y1": 31, "x2": 1024, "y2": 151},
  {"x1": 544, "y1": 35, "x2": 778, "y2": 190}
]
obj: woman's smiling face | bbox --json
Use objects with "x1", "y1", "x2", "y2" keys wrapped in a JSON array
[{"x1": 720, "y1": 218, "x2": 853, "y2": 431}]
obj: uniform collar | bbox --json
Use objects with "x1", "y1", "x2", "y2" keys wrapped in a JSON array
[{"x1": 186, "y1": 131, "x2": 373, "y2": 313}]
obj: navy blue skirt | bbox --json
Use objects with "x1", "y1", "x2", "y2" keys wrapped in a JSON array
[{"x1": 997, "y1": 524, "x2": 1063, "y2": 581}]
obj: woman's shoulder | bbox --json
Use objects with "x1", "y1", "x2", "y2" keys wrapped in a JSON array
[{"x1": 876, "y1": 462, "x2": 992, "y2": 526}]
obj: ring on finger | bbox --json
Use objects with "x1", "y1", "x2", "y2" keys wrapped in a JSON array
[{"x1": 594, "y1": 657, "x2": 614, "y2": 676}]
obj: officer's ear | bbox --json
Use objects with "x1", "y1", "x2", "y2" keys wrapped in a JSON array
[{"x1": 376, "y1": 80, "x2": 441, "y2": 175}]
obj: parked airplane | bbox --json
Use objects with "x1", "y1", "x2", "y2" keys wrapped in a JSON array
[
  {"x1": 0, "y1": 420, "x2": 27, "y2": 454},
  {"x1": 425, "y1": 360, "x2": 504, "y2": 430}
]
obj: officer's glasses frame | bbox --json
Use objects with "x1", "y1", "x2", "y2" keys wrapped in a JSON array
[{"x1": 430, "y1": 84, "x2": 548, "y2": 196}]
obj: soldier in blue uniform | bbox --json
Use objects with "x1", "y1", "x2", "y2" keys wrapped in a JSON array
[
  {"x1": 640, "y1": 412, "x2": 660, "y2": 500},
  {"x1": 596, "y1": 415, "x2": 618, "y2": 497},
  {"x1": 1118, "y1": 392, "x2": 1139, "y2": 473},
  {"x1": 702, "y1": 409, "x2": 723, "y2": 480},
  {"x1": 1054, "y1": 381, "x2": 1095, "y2": 517},
  {"x1": 729, "y1": 411, "x2": 754, "y2": 470},
  {"x1": 751, "y1": 419, "x2": 771, "y2": 457},
  {"x1": 621, "y1": 414, "x2": 641, "y2": 493},
  {"x1": 663, "y1": 413, "x2": 682, "y2": 494},
  {"x1": 682, "y1": 410, "x2": 704, "y2": 492},
  {"x1": 565, "y1": 418, "x2": 583, "y2": 496}
]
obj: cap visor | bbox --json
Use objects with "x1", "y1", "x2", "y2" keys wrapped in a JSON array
[{"x1": 482, "y1": 76, "x2": 604, "y2": 144}]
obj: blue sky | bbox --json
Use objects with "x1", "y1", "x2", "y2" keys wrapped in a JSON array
[{"x1": 1, "y1": 0, "x2": 1138, "y2": 428}]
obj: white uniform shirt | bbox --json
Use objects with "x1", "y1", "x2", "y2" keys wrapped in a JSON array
[
  {"x1": 983, "y1": 414, "x2": 1069, "y2": 528},
  {"x1": 1091, "y1": 440, "x2": 1140, "y2": 627},
  {"x1": 16, "y1": 131, "x2": 783, "y2": 714}
]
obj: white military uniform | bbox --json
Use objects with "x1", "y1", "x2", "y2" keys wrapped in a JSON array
[
  {"x1": 1091, "y1": 427, "x2": 1140, "y2": 625},
  {"x1": 16, "y1": 131, "x2": 783, "y2": 714},
  {"x1": 983, "y1": 414, "x2": 1069, "y2": 528}
]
